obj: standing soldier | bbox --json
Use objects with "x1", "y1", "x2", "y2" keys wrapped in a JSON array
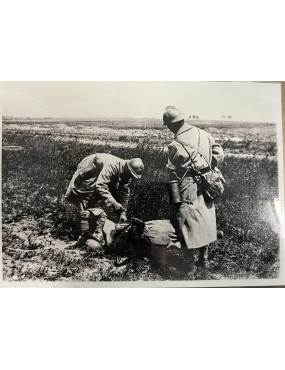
[
  {"x1": 163, "y1": 106, "x2": 224, "y2": 278},
  {"x1": 65, "y1": 153, "x2": 144, "y2": 247}
]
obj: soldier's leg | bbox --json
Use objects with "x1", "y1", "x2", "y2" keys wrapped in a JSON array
[
  {"x1": 77, "y1": 198, "x2": 90, "y2": 234},
  {"x1": 182, "y1": 248, "x2": 195, "y2": 279},
  {"x1": 89, "y1": 209, "x2": 107, "y2": 245},
  {"x1": 196, "y1": 245, "x2": 209, "y2": 268},
  {"x1": 169, "y1": 204, "x2": 181, "y2": 233},
  {"x1": 170, "y1": 205, "x2": 195, "y2": 277},
  {"x1": 71, "y1": 196, "x2": 92, "y2": 247}
]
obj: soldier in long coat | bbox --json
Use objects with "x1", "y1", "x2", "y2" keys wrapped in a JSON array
[
  {"x1": 163, "y1": 106, "x2": 224, "y2": 276},
  {"x1": 65, "y1": 153, "x2": 144, "y2": 246}
]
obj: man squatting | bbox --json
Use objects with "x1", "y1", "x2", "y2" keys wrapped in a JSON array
[{"x1": 65, "y1": 153, "x2": 144, "y2": 248}]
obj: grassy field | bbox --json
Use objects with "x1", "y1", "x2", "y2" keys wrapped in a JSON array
[{"x1": 1, "y1": 118, "x2": 281, "y2": 282}]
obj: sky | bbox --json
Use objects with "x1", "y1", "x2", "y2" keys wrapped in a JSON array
[{"x1": 0, "y1": 81, "x2": 282, "y2": 123}]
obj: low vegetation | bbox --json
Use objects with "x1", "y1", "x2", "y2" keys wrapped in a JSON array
[{"x1": 2, "y1": 119, "x2": 280, "y2": 282}]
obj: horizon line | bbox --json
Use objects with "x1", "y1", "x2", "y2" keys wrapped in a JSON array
[{"x1": 2, "y1": 115, "x2": 278, "y2": 124}]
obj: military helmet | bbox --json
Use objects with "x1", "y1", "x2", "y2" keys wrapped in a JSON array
[
  {"x1": 163, "y1": 106, "x2": 185, "y2": 125},
  {"x1": 127, "y1": 158, "x2": 144, "y2": 179}
]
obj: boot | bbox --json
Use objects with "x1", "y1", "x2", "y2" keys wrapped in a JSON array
[{"x1": 196, "y1": 245, "x2": 209, "y2": 269}]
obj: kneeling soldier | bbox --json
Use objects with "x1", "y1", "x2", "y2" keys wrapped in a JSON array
[{"x1": 65, "y1": 153, "x2": 144, "y2": 247}]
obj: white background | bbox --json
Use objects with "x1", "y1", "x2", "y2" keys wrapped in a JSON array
[{"x1": 0, "y1": 1, "x2": 284, "y2": 369}]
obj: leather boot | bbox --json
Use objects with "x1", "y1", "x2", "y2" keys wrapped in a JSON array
[{"x1": 197, "y1": 245, "x2": 209, "y2": 269}]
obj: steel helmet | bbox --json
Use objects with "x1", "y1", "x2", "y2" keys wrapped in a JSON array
[
  {"x1": 127, "y1": 158, "x2": 144, "y2": 179},
  {"x1": 163, "y1": 106, "x2": 185, "y2": 125}
]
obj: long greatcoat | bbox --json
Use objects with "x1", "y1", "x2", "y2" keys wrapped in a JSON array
[
  {"x1": 65, "y1": 153, "x2": 132, "y2": 211},
  {"x1": 167, "y1": 124, "x2": 224, "y2": 249}
]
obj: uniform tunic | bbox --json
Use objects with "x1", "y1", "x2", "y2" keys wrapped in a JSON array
[
  {"x1": 167, "y1": 124, "x2": 224, "y2": 249},
  {"x1": 65, "y1": 153, "x2": 132, "y2": 211}
]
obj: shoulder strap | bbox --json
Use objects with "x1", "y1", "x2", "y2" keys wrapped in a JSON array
[
  {"x1": 175, "y1": 128, "x2": 213, "y2": 168},
  {"x1": 175, "y1": 140, "x2": 201, "y2": 175},
  {"x1": 175, "y1": 126, "x2": 193, "y2": 138},
  {"x1": 175, "y1": 139, "x2": 211, "y2": 169}
]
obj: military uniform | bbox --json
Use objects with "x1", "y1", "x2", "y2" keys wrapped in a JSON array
[
  {"x1": 65, "y1": 153, "x2": 144, "y2": 246},
  {"x1": 162, "y1": 104, "x2": 225, "y2": 276},
  {"x1": 65, "y1": 153, "x2": 132, "y2": 213},
  {"x1": 167, "y1": 124, "x2": 224, "y2": 250}
]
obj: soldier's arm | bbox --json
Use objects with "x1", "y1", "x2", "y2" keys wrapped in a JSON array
[
  {"x1": 167, "y1": 143, "x2": 185, "y2": 170},
  {"x1": 95, "y1": 166, "x2": 121, "y2": 208},
  {"x1": 167, "y1": 142, "x2": 192, "y2": 179},
  {"x1": 208, "y1": 134, "x2": 224, "y2": 167},
  {"x1": 212, "y1": 144, "x2": 224, "y2": 167},
  {"x1": 117, "y1": 181, "x2": 131, "y2": 211}
]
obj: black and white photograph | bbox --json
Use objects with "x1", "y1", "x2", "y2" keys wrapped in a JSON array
[
  {"x1": 1, "y1": 81, "x2": 284, "y2": 287},
  {"x1": 2, "y1": 2, "x2": 285, "y2": 370}
]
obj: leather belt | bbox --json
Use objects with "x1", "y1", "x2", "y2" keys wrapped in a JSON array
[{"x1": 186, "y1": 166, "x2": 211, "y2": 177}]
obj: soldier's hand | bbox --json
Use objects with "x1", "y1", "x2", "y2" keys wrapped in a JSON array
[
  {"x1": 119, "y1": 212, "x2": 127, "y2": 223},
  {"x1": 112, "y1": 202, "x2": 123, "y2": 212},
  {"x1": 80, "y1": 210, "x2": 91, "y2": 219}
]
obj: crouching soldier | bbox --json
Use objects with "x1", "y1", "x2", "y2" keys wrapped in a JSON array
[{"x1": 65, "y1": 153, "x2": 144, "y2": 247}]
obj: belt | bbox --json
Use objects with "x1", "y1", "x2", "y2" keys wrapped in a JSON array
[{"x1": 186, "y1": 166, "x2": 211, "y2": 177}]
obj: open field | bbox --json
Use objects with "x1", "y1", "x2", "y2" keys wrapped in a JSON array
[
  {"x1": 3, "y1": 117, "x2": 277, "y2": 156},
  {"x1": 1, "y1": 118, "x2": 281, "y2": 282}
]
